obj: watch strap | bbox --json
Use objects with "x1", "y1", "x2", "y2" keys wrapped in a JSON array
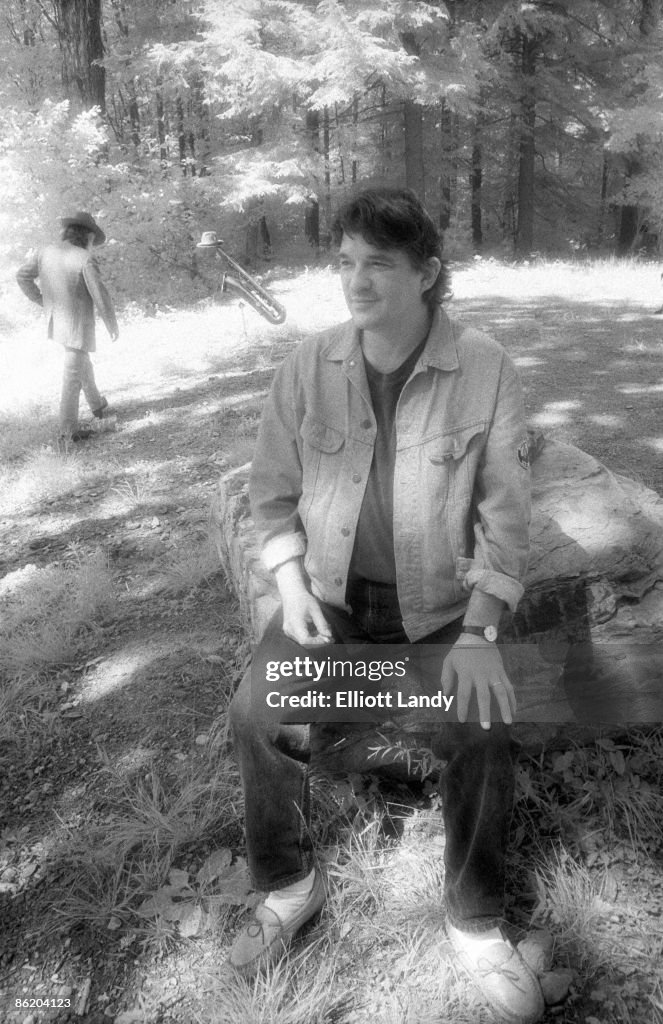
[{"x1": 461, "y1": 624, "x2": 498, "y2": 643}]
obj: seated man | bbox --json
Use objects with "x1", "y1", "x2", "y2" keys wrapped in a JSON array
[{"x1": 229, "y1": 187, "x2": 542, "y2": 1023}]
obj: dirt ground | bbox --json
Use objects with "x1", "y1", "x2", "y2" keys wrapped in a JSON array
[
  {"x1": 0, "y1": 344, "x2": 276, "y2": 1021},
  {"x1": 1, "y1": 282, "x2": 663, "y2": 1023},
  {"x1": 461, "y1": 295, "x2": 663, "y2": 496}
]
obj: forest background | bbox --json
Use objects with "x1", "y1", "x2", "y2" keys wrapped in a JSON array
[
  {"x1": 3, "y1": 0, "x2": 663, "y2": 320},
  {"x1": 3, "y1": 4, "x2": 663, "y2": 1022}
]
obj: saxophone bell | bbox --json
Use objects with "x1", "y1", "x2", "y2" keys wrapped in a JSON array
[
  {"x1": 197, "y1": 231, "x2": 286, "y2": 325},
  {"x1": 222, "y1": 274, "x2": 287, "y2": 325}
]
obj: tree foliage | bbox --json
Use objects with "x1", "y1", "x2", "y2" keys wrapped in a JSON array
[{"x1": 3, "y1": 0, "x2": 663, "y2": 310}]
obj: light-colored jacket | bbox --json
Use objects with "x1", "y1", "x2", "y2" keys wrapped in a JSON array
[
  {"x1": 249, "y1": 308, "x2": 531, "y2": 641},
  {"x1": 16, "y1": 241, "x2": 118, "y2": 352}
]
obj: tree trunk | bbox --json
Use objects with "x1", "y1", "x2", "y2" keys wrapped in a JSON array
[
  {"x1": 617, "y1": 194, "x2": 640, "y2": 254},
  {"x1": 380, "y1": 84, "x2": 390, "y2": 180},
  {"x1": 156, "y1": 84, "x2": 167, "y2": 163},
  {"x1": 515, "y1": 31, "x2": 538, "y2": 257},
  {"x1": 403, "y1": 100, "x2": 425, "y2": 201},
  {"x1": 470, "y1": 130, "x2": 483, "y2": 251},
  {"x1": 596, "y1": 149, "x2": 609, "y2": 247},
  {"x1": 401, "y1": 30, "x2": 425, "y2": 201},
  {"x1": 305, "y1": 108, "x2": 321, "y2": 248},
  {"x1": 128, "y1": 87, "x2": 140, "y2": 148},
  {"x1": 54, "y1": 0, "x2": 106, "y2": 113},
  {"x1": 352, "y1": 94, "x2": 359, "y2": 184},
  {"x1": 617, "y1": 0, "x2": 659, "y2": 251},
  {"x1": 246, "y1": 207, "x2": 272, "y2": 263},
  {"x1": 323, "y1": 106, "x2": 331, "y2": 245},
  {"x1": 439, "y1": 102, "x2": 458, "y2": 243},
  {"x1": 177, "y1": 95, "x2": 196, "y2": 176},
  {"x1": 305, "y1": 201, "x2": 320, "y2": 248}
]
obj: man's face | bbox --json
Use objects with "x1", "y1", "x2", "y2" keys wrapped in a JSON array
[{"x1": 337, "y1": 233, "x2": 438, "y2": 332}]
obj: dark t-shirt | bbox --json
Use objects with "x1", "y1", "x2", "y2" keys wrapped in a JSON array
[{"x1": 350, "y1": 337, "x2": 427, "y2": 583}]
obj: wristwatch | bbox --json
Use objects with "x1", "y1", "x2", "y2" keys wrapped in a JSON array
[{"x1": 461, "y1": 624, "x2": 498, "y2": 643}]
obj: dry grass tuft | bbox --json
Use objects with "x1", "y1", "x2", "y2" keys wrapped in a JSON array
[
  {"x1": 0, "y1": 548, "x2": 118, "y2": 745},
  {"x1": 0, "y1": 548, "x2": 116, "y2": 677},
  {"x1": 0, "y1": 445, "x2": 95, "y2": 513},
  {"x1": 534, "y1": 848, "x2": 615, "y2": 961},
  {"x1": 208, "y1": 943, "x2": 352, "y2": 1024},
  {"x1": 156, "y1": 532, "x2": 223, "y2": 595},
  {"x1": 0, "y1": 407, "x2": 59, "y2": 463},
  {"x1": 48, "y1": 753, "x2": 243, "y2": 939}
]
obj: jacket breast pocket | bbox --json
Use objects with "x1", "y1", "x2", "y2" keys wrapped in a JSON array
[
  {"x1": 300, "y1": 415, "x2": 346, "y2": 455},
  {"x1": 424, "y1": 420, "x2": 486, "y2": 508},
  {"x1": 299, "y1": 415, "x2": 346, "y2": 527}
]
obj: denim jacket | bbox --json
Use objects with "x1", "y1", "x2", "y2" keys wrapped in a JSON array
[{"x1": 249, "y1": 308, "x2": 531, "y2": 641}]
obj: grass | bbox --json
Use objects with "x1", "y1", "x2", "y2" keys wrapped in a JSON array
[
  {"x1": 208, "y1": 949, "x2": 354, "y2": 1024},
  {"x1": 0, "y1": 547, "x2": 117, "y2": 745},
  {"x1": 2, "y1": 256, "x2": 663, "y2": 1023},
  {"x1": 45, "y1": 755, "x2": 244, "y2": 943},
  {"x1": 0, "y1": 445, "x2": 97, "y2": 513},
  {"x1": 156, "y1": 533, "x2": 222, "y2": 595},
  {"x1": 453, "y1": 253, "x2": 663, "y2": 306}
]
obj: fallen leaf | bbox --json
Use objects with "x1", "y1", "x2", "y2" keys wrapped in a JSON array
[
  {"x1": 517, "y1": 929, "x2": 554, "y2": 974},
  {"x1": 540, "y1": 969, "x2": 574, "y2": 1005},
  {"x1": 552, "y1": 751, "x2": 575, "y2": 773},
  {"x1": 601, "y1": 868, "x2": 619, "y2": 902},
  {"x1": 139, "y1": 886, "x2": 184, "y2": 919},
  {"x1": 195, "y1": 848, "x2": 232, "y2": 885},
  {"x1": 168, "y1": 867, "x2": 190, "y2": 890},
  {"x1": 215, "y1": 857, "x2": 252, "y2": 905},
  {"x1": 177, "y1": 903, "x2": 202, "y2": 937}
]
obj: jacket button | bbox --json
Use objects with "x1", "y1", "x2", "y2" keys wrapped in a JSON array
[
  {"x1": 334, "y1": 577, "x2": 343, "y2": 587},
  {"x1": 361, "y1": 419, "x2": 371, "y2": 430},
  {"x1": 352, "y1": 473, "x2": 362, "y2": 484},
  {"x1": 341, "y1": 527, "x2": 350, "y2": 537}
]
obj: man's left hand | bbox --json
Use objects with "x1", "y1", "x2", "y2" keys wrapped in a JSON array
[{"x1": 441, "y1": 636, "x2": 516, "y2": 729}]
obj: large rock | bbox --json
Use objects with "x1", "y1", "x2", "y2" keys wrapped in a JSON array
[{"x1": 211, "y1": 436, "x2": 663, "y2": 766}]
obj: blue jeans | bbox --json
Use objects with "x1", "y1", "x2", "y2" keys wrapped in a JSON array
[
  {"x1": 60, "y1": 348, "x2": 104, "y2": 436},
  {"x1": 229, "y1": 579, "x2": 517, "y2": 932}
]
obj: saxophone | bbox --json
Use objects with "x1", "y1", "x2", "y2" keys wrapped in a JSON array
[{"x1": 196, "y1": 231, "x2": 287, "y2": 325}]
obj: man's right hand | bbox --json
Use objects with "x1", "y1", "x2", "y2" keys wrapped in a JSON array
[{"x1": 274, "y1": 559, "x2": 333, "y2": 647}]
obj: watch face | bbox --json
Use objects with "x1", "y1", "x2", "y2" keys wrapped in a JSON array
[{"x1": 484, "y1": 625, "x2": 498, "y2": 642}]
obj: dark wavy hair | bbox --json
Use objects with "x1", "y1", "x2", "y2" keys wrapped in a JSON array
[{"x1": 331, "y1": 187, "x2": 450, "y2": 308}]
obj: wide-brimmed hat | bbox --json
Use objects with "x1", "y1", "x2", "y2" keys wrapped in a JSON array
[{"x1": 60, "y1": 211, "x2": 106, "y2": 246}]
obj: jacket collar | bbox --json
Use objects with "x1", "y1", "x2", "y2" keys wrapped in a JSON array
[{"x1": 321, "y1": 306, "x2": 460, "y2": 372}]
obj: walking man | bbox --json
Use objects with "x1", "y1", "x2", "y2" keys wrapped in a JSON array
[
  {"x1": 229, "y1": 187, "x2": 542, "y2": 1023},
  {"x1": 17, "y1": 211, "x2": 118, "y2": 442}
]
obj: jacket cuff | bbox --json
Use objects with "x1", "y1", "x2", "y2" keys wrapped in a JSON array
[
  {"x1": 261, "y1": 532, "x2": 307, "y2": 572},
  {"x1": 456, "y1": 558, "x2": 525, "y2": 613}
]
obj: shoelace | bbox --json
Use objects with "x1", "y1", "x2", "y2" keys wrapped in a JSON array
[
  {"x1": 474, "y1": 950, "x2": 531, "y2": 995},
  {"x1": 244, "y1": 906, "x2": 284, "y2": 943}
]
